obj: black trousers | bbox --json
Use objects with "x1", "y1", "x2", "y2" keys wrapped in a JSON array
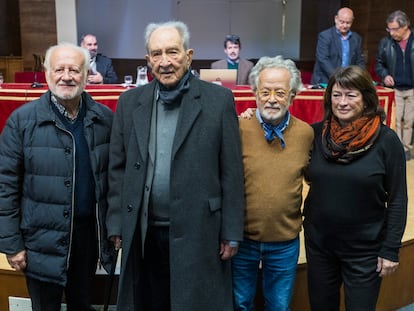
[
  {"x1": 142, "y1": 225, "x2": 171, "y2": 311},
  {"x1": 304, "y1": 221, "x2": 382, "y2": 311},
  {"x1": 26, "y1": 219, "x2": 98, "y2": 311}
]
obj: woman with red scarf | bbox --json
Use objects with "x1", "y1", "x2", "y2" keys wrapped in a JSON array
[{"x1": 303, "y1": 65, "x2": 408, "y2": 311}]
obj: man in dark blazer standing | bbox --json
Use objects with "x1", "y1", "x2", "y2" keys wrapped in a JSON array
[
  {"x1": 80, "y1": 34, "x2": 118, "y2": 84},
  {"x1": 106, "y1": 20, "x2": 245, "y2": 311},
  {"x1": 311, "y1": 7, "x2": 365, "y2": 85},
  {"x1": 211, "y1": 34, "x2": 254, "y2": 85}
]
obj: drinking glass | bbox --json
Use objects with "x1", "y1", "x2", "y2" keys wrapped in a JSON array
[
  {"x1": 136, "y1": 66, "x2": 148, "y2": 86},
  {"x1": 124, "y1": 75, "x2": 133, "y2": 88},
  {"x1": 0, "y1": 72, "x2": 4, "y2": 88}
]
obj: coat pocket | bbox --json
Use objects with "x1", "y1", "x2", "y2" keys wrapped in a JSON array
[{"x1": 208, "y1": 197, "x2": 222, "y2": 213}]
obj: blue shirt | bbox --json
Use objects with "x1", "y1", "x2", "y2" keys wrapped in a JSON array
[{"x1": 336, "y1": 29, "x2": 352, "y2": 67}]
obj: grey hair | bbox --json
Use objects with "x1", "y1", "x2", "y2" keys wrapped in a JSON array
[
  {"x1": 144, "y1": 21, "x2": 190, "y2": 52},
  {"x1": 248, "y1": 55, "x2": 303, "y2": 94},
  {"x1": 386, "y1": 10, "x2": 410, "y2": 28},
  {"x1": 44, "y1": 42, "x2": 90, "y2": 75}
]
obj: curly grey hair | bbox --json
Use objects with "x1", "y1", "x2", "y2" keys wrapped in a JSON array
[{"x1": 248, "y1": 55, "x2": 303, "y2": 95}]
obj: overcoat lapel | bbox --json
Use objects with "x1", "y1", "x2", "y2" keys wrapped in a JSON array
[
  {"x1": 132, "y1": 84, "x2": 157, "y2": 163},
  {"x1": 172, "y1": 80, "x2": 202, "y2": 157}
]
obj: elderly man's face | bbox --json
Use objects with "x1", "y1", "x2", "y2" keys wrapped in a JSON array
[
  {"x1": 46, "y1": 47, "x2": 87, "y2": 102},
  {"x1": 256, "y1": 67, "x2": 293, "y2": 126},
  {"x1": 334, "y1": 9, "x2": 354, "y2": 36},
  {"x1": 146, "y1": 27, "x2": 193, "y2": 89}
]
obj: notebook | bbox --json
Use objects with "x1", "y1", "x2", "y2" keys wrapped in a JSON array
[{"x1": 199, "y1": 69, "x2": 237, "y2": 88}]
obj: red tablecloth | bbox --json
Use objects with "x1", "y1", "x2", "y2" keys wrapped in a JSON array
[
  {"x1": 232, "y1": 85, "x2": 394, "y2": 127},
  {"x1": 232, "y1": 86, "x2": 325, "y2": 123},
  {"x1": 0, "y1": 83, "x2": 395, "y2": 132},
  {"x1": 14, "y1": 72, "x2": 47, "y2": 83}
]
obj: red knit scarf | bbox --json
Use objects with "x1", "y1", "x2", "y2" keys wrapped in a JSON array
[{"x1": 321, "y1": 115, "x2": 381, "y2": 163}]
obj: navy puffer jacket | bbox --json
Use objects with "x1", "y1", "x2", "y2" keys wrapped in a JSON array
[{"x1": 0, "y1": 90, "x2": 114, "y2": 286}]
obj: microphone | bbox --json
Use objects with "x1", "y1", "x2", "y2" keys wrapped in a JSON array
[{"x1": 31, "y1": 72, "x2": 43, "y2": 88}]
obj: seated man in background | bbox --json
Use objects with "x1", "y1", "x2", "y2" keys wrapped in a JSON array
[
  {"x1": 211, "y1": 34, "x2": 253, "y2": 85},
  {"x1": 80, "y1": 33, "x2": 118, "y2": 84}
]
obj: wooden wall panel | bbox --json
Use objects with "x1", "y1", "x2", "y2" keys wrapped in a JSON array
[
  {"x1": 18, "y1": 0, "x2": 57, "y2": 71},
  {"x1": 9, "y1": 0, "x2": 414, "y2": 76},
  {"x1": 0, "y1": 0, "x2": 21, "y2": 56},
  {"x1": 0, "y1": 57, "x2": 23, "y2": 82},
  {"x1": 344, "y1": 1, "x2": 414, "y2": 69},
  {"x1": 299, "y1": 0, "x2": 414, "y2": 78},
  {"x1": 300, "y1": 0, "x2": 342, "y2": 61}
]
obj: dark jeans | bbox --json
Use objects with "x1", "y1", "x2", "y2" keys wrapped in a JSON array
[
  {"x1": 142, "y1": 225, "x2": 170, "y2": 311},
  {"x1": 304, "y1": 221, "x2": 382, "y2": 311},
  {"x1": 26, "y1": 218, "x2": 98, "y2": 311}
]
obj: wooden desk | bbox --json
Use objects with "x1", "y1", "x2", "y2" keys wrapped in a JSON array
[
  {"x1": 0, "y1": 83, "x2": 395, "y2": 133},
  {"x1": 0, "y1": 57, "x2": 24, "y2": 83},
  {"x1": 0, "y1": 253, "x2": 118, "y2": 310}
]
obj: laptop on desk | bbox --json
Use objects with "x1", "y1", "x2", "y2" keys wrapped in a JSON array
[{"x1": 199, "y1": 69, "x2": 237, "y2": 88}]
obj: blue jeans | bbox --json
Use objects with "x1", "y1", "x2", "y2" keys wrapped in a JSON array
[{"x1": 232, "y1": 237, "x2": 299, "y2": 311}]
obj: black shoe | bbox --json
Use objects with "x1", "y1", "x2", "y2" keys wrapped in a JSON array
[{"x1": 405, "y1": 151, "x2": 411, "y2": 161}]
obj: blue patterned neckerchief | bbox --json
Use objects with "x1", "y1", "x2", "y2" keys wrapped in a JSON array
[{"x1": 256, "y1": 109, "x2": 290, "y2": 148}]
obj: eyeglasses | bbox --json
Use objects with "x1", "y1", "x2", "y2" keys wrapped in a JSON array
[
  {"x1": 386, "y1": 26, "x2": 401, "y2": 32},
  {"x1": 257, "y1": 89, "x2": 290, "y2": 101}
]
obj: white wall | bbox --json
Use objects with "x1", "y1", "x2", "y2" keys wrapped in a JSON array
[
  {"x1": 76, "y1": 0, "x2": 301, "y2": 60},
  {"x1": 55, "y1": 0, "x2": 78, "y2": 44}
]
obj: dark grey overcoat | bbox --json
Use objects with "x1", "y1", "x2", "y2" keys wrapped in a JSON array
[{"x1": 106, "y1": 75, "x2": 245, "y2": 311}]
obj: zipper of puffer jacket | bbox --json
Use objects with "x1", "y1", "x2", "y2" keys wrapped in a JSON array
[
  {"x1": 55, "y1": 123, "x2": 76, "y2": 270},
  {"x1": 96, "y1": 202, "x2": 102, "y2": 270},
  {"x1": 87, "y1": 122, "x2": 102, "y2": 270}
]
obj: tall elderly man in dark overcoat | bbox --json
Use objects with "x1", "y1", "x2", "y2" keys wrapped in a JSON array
[{"x1": 106, "y1": 20, "x2": 245, "y2": 311}]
